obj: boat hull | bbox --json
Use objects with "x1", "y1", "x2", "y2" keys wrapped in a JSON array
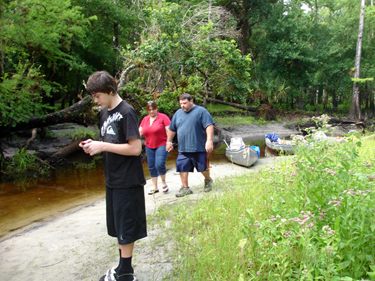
[
  {"x1": 265, "y1": 138, "x2": 297, "y2": 153},
  {"x1": 225, "y1": 146, "x2": 258, "y2": 167}
]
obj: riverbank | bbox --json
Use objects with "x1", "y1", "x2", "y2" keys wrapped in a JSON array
[
  {"x1": 0, "y1": 156, "x2": 284, "y2": 281},
  {"x1": 0, "y1": 119, "x2": 355, "y2": 280},
  {"x1": 0, "y1": 120, "x2": 301, "y2": 240}
]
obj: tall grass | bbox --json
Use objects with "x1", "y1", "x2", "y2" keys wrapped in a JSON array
[
  {"x1": 205, "y1": 103, "x2": 272, "y2": 127},
  {"x1": 3, "y1": 148, "x2": 51, "y2": 189},
  {"x1": 153, "y1": 128, "x2": 375, "y2": 280},
  {"x1": 214, "y1": 115, "x2": 270, "y2": 127}
]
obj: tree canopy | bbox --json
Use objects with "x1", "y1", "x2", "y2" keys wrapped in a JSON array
[{"x1": 1, "y1": 0, "x2": 375, "y2": 132}]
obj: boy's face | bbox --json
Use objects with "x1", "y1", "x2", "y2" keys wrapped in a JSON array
[{"x1": 91, "y1": 92, "x2": 111, "y2": 108}]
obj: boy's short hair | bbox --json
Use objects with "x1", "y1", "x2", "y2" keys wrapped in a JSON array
[
  {"x1": 179, "y1": 93, "x2": 192, "y2": 101},
  {"x1": 87, "y1": 71, "x2": 117, "y2": 96}
]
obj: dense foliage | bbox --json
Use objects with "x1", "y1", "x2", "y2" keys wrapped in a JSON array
[
  {"x1": 162, "y1": 121, "x2": 375, "y2": 280},
  {"x1": 0, "y1": 0, "x2": 375, "y2": 126}
]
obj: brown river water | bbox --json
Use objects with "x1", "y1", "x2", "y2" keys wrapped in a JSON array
[{"x1": 0, "y1": 144, "x2": 270, "y2": 240}]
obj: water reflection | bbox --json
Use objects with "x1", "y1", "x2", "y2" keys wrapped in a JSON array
[{"x1": 0, "y1": 141, "x2": 273, "y2": 240}]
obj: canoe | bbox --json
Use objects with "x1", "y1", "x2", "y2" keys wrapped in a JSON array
[
  {"x1": 265, "y1": 137, "x2": 297, "y2": 153},
  {"x1": 225, "y1": 145, "x2": 259, "y2": 167}
]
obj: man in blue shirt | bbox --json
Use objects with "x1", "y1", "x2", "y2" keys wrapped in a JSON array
[{"x1": 166, "y1": 93, "x2": 215, "y2": 197}]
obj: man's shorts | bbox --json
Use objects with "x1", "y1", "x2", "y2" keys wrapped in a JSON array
[
  {"x1": 106, "y1": 185, "x2": 147, "y2": 245},
  {"x1": 176, "y1": 151, "x2": 209, "y2": 173}
]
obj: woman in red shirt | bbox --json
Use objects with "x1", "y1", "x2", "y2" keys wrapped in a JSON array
[{"x1": 139, "y1": 101, "x2": 171, "y2": 195}]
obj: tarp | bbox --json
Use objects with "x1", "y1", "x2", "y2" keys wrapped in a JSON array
[
  {"x1": 265, "y1": 133, "x2": 279, "y2": 142},
  {"x1": 251, "y1": 145, "x2": 261, "y2": 158}
]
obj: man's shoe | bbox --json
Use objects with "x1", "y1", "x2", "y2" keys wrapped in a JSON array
[
  {"x1": 204, "y1": 178, "x2": 212, "y2": 192},
  {"x1": 176, "y1": 186, "x2": 193, "y2": 197}
]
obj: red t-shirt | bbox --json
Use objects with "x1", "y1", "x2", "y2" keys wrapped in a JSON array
[{"x1": 140, "y1": 112, "x2": 171, "y2": 149}]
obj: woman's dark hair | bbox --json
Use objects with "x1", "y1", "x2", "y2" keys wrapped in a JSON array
[
  {"x1": 146, "y1": 101, "x2": 158, "y2": 111},
  {"x1": 86, "y1": 71, "x2": 117, "y2": 96}
]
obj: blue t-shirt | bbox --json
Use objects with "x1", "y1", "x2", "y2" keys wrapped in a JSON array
[{"x1": 169, "y1": 105, "x2": 215, "y2": 153}]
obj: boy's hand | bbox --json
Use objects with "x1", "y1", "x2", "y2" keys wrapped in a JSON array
[
  {"x1": 80, "y1": 139, "x2": 104, "y2": 156},
  {"x1": 79, "y1": 139, "x2": 93, "y2": 148}
]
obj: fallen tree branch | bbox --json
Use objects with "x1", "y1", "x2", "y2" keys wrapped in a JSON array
[
  {"x1": 49, "y1": 134, "x2": 92, "y2": 165},
  {"x1": 35, "y1": 156, "x2": 55, "y2": 170},
  {"x1": 206, "y1": 97, "x2": 257, "y2": 112},
  {"x1": 0, "y1": 95, "x2": 93, "y2": 138},
  {"x1": 118, "y1": 64, "x2": 153, "y2": 92},
  {"x1": 297, "y1": 117, "x2": 373, "y2": 133},
  {"x1": 24, "y1": 128, "x2": 38, "y2": 150}
]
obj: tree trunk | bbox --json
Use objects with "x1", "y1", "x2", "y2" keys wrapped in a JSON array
[
  {"x1": 365, "y1": 81, "x2": 369, "y2": 111},
  {"x1": 239, "y1": 20, "x2": 250, "y2": 56},
  {"x1": 372, "y1": 0, "x2": 374, "y2": 37},
  {"x1": 0, "y1": 95, "x2": 93, "y2": 138},
  {"x1": 0, "y1": 1, "x2": 4, "y2": 78},
  {"x1": 238, "y1": 1, "x2": 252, "y2": 56},
  {"x1": 332, "y1": 85, "x2": 337, "y2": 109},
  {"x1": 348, "y1": 0, "x2": 365, "y2": 119},
  {"x1": 113, "y1": 21, "x2": 119, "y2": 76},
  {"x1": 309, "y1": 86, "x2": 314, "y2": 106},
  {"x1": 206, "y1": 97, "x2": 256, "y2": 112},
  {"x1": 24, "y1": 128, "x2": 38, "y2": 150},
  {"x1": 290, "y1": 94, "x2": 294, "y2": 110},
  {"x1": 322, "y1": 88, "x2": 328, "y2": 110},
  {"x1": 370, "y1": 81, "x2": 375, "y2": 117},
  {"x1": 315, "y1": 89, "x2": 319, "y2": 105},
  {"x1": 118, "y1": 64, "x2": 152, "y2": 92},
  {"x1": 297, "y1": 87, "x2": 306, "y2": 110},
  {"x1": 337, "y1": 86, "x2": 342, "y2": 105},
  {"x1": 370, "y1": 0, "x2": 374, "y2": 117}
]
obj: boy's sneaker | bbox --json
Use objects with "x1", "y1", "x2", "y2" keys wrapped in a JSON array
[
  {"x1": 99, "y1": 267, "x2": 138, "y2": 281},
  {"x1": 204, "y1": 178, "x2": 212, "y2": 192},
  {"x1": 176, "y1": 186, "x2": 193, "y2": 197},
  {"x1": 99, "y1": 267, "x2": 116, "y2": 281},
  {"x1": 115, "y1": 273, "x2": 138, "y2": 281}
]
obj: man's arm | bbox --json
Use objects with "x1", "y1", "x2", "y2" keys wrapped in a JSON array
[
  {"x1": 205, "y1": 124, "x2": 214, "y2": 153},
  {"x1": 166, "y1": 129, "x2": 176, "y2": 152}
]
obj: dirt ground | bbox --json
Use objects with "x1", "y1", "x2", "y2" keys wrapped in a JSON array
[
  {"x1": 0, "y1": 157, "x2": 287, "y2": 281},
  {"x1": 0, "y1": 121, "x2": 334, "y2": 281}
]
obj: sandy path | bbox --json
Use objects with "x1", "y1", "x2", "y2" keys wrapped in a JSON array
[{"x1": 0, "y1": 157, "x2": 281, "y2": 281}]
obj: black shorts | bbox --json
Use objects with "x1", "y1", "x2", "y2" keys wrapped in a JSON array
[
  {"x1": 106, "y1": 185, "x2": 147, "y2": 245},
  {"x1": 176, "y1": 152, "x2": 209, "y2": 173}
]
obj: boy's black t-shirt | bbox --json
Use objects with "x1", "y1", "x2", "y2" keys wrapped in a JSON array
[{"x1": 99, "y1": 100, "x2": 146, "y2": 188}]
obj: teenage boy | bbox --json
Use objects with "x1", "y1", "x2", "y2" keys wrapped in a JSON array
[{"x1": 79, "y1": 71, "x2": 146, "y2": 281}]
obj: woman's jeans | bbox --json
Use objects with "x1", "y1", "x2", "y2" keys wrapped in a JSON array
[{"x1": 145, "y1": 145, "x2": 169, "y2": 178}]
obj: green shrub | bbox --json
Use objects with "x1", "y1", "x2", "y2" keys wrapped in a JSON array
[
  {"x1": 3, "y1": 148, "x2": 50, "y2": 189},
  {"x1": 70, "y1": 127, "x2": 98, "y2": 141},
  {"x1": 162, "y1": 116, "x2": 375, "y2": 280}
]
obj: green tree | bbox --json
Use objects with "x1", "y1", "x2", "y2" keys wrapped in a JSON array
[
  {"x1": 216, "y1": 0, "x2": 278, "y2": 56},
  {"x1": 120, "y1": 1, "x2": 252, "y2": 110},
  {"x1": 0, "y1": 0, "x2": 92, "y2": 128},
  {"x1": 257, "y1": 1, "x2": 318, "y2": 109}
]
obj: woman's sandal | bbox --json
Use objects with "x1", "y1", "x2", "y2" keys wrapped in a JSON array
[
  {"x1": 148, "y1": 189, "x2": 159, "y2": 195},
  {"x1": 162, "y1": 186, "x2": 169, "y2": 193}
]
